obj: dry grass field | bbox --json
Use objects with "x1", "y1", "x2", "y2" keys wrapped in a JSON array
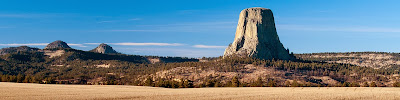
[{"x1": 1, "y1": 82, "x2": 400, "y2": 100}]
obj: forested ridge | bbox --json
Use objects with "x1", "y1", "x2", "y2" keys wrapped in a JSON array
[
  {"x1": 296, "y1": 52, "x2": 400, "y2": 69},
  {"x1": 0, "y1": 50, "x2": 400, "y2": 87}
]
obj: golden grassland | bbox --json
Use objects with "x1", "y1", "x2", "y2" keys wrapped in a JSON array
[{"x1": 1, "y1": 82, "x2": 400, "y2": 100}]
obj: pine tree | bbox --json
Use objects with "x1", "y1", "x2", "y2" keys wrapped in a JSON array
[
  {"x1": 23, "y1": 75, "x2": 30, "y2": 83},
  {"x1": 231, "y1": 76, "x2": 239, "y2": 87},
  {"x1": 362, "y1": 82, "x2": 369, "y2": 87},
  {"x1": 9, "y1": 75, "x2": 17, "y2": 82},
  {"x1": 179, "y1": 79, "x2": 185, "y2": 88},
  {"x1": 342, "y1": 82, "x2": 350, "y2": 87},
  {"x1": 214, "y1": 81, "x2": 220, "y2": 87},
  {"x1": 30, "y1": 76, "x2": 37, "y2": 83},
  {"x1": 393, "y1": 81, "x2": 400, "y2": 87},
  {"x1": 16, "y1": 74, "x2": 24, "y2": 83},
  {"x1": 350, "y1": 82, "x2": 360, "y2": 87},
  {"x1": 267, "y1": 80, "x2": 277, "y2": 87},
  {"x1": 255, "y1": 77, "x2": 263, "y2": 87},
  {"x1": 144, "y1": 77, "x2": 154, "y2": 86},
  {"x1": 291, "y1": 80, "x2": 301, "y2": 87},
  {"x1": 285, "y1": 81, "x2": 291, "y2": 87},
  {"x1": 370, "y1": 82, "x2": 377, "y2": 87}
]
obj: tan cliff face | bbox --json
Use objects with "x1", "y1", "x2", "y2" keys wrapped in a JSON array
[{"x1": 224, "y1": 7, "x2": 292, "y2": 60}]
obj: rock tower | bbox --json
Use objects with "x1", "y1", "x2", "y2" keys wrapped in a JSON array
[{"x1": 224, "y1": 7, "x2": 292, "y2": 60}]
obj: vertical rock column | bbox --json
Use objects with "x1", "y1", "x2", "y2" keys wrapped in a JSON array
[{"x1": 224, "y1": 7, "x2": 291, "y2": 60}]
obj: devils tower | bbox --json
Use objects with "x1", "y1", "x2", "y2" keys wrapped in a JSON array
[
  {"x1": 45, "y1": 40, "x2": 71, "y2": 49},
  {"x1": 90, "y1": 43, "x2": 118, "y2": 54},
  {"x1": 224, "y1": 7, "x2": 292, "y2": 60}
]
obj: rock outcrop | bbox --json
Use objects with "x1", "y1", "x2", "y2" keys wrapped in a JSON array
[
  {"x1": 224, "y1": 7, "x2": 292, "y2": 60},
  {"x1": 90, "y1": 43, "x2": 118, "y2": 54},
  {"x1": 45, "y1": 40, "x2": 71, "y2": 49},
  {"x1": 0, "y1": 46, "x2": 40, "y2": 55}
]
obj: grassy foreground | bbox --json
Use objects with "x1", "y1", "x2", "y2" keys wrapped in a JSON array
[{"x1": 1, "y1": 82, "x2": 400, "y2": 100}]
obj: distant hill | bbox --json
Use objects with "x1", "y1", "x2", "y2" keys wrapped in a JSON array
[
  {"x1": 295, "y1": 52, "x2": 400, "y2": 69},
  {"x1": 49, "y1": 48, "x2": 149, "y2": 63},
  {"x1": 45, "y1": 40, "x2": 71, "y2": 49},
  {"x1": 0, "y1": 47, "x2": 200, "y2": 67},
  {"x1": 90, "y1": 43, "x2": 118, "y2": 54},
  {"x1": 0, "y1": 40, "x2": 200, "y2": 66},
  {"x1": 0, "y1": 46, "x2": 40, "y2": 55}
]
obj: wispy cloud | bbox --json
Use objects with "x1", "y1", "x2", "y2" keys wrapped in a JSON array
[
  {"x1": 104, "y1": 21, "x2": 236, "y2": 33},
  {"x1": 97, "y1": 21, "x2": 116, "y2": 23},
  {"x1": 0, "y1": 14, "x2": 35, "y2": 18},
  {"x1": 193, "y1": 45, "x2": 226, "y2": 49},
  {"x1": 0, "y1": 43, "x2": 87, "y2": 47},
  {"x1": 0, "y1": 13, "x2": 75, "y2": 18},
  {"x1": 129, "y1": 18, "x2": 142, "y2": 21},
  {"x1": 116, "y1": 47, "x2": 224, "y2": 57},
  {"x1": 177, "y1": 10, "x2": 201, "y2": 14},
  {"x1": 107, "y1": 30, "x2": 161, "y2": 32},
  {"x1": 136, "y1": 21, "x2": 236, "y2": 27},
  {"x1": 278, "y1": 24, "x2": 400, "y2": 33},
  {"x1": 0, "y1": 26, "x2": 12, "y2": 29},
  {"x1": 111, "y1": 43, "x2": 184, "y2": 46},
  {"x1": 97, "y1": 18, "x2": 141, "y2": 23},
  {"x1": 84, "y1": 43, "x2": 102, "y2": 45},
  {"x1": 0, "y1": 43, "x2": 48, "y2": 46},
  {"x1": 84, "y1": 42, "x2": 184, "y2": 46},
  {"x1": 68, "y1": 43, "x2": 88, "y2": 47}
]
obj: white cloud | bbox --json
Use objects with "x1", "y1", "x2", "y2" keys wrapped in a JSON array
[
  {"x1": 193, "y1": 45, "x2": 226, "y2": 49},
  {"x1": 104, "y1": 21, "x2": 236, "y2": 33},
  {"x1": 97, "y1": 21, "x2": 115, "y2": 23},
  {"x1": 136, "y1": 21, "x2": 236, "y2": 27},
  {"x1": 0, "y1": 13, "x2": 75, "y2": 18},
  {"x1": 84, "y1": 43, "x2": 102, "y2": 45},
  {"x1": 108, "y1": 30, "x2": 161, "y2": 32},
  {"x1": 177, "y1": 10, "x2": 201, "y2": 14},
  {"x1": 68, "y1": 43, "x2": 88, "y2": 47},
  {"x1": 84, "y1": 42, "x2": 184, "y2": 46},
  {"x1": 0, "y1": 43, "x2": 88, "y2": 47},
  {"x1": 0, "y1": 26, "x2": 12, "y2": 28},
  {"x1": 116, "y1": 47, "x2": 224, "y2": 57},
  {"x1": 278, "y1": 24, "x2": 400, "y2": 33},
  {"x1": 129, "y1": 18, "x2": 142, "y2": 21},
  {"x1": 110, "y1": 43, "x2": 184, "y2": 46},
  {"x1": 0, "y1": 14, "x2": 33, "y2": 18},
  {"x1": 0, "y1": 43, "x2": 48, "y2": 46}
]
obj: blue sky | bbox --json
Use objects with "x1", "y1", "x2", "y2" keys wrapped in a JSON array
[{"x1": 1, "y1": 0, "x2": 400, "y2": 57}]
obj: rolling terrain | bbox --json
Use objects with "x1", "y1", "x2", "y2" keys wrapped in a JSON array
[{"x1": 296, "y1": 52, "x2": 400, "y2": 69}]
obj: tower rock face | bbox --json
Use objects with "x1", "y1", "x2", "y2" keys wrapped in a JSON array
[
  {"x1": 45, "y1": 40, "x2": 71, "y2": 49},
  {"x1": 90, "y1": 43, "x2": 118, "y2": 54},
  {"x1": 224, "y1": 7, "x2": 292, "y2": 60}
]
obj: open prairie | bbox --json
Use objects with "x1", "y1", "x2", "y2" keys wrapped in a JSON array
[{"x1": 1, "y1": 82, "x2": 400, "y2": 100}]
